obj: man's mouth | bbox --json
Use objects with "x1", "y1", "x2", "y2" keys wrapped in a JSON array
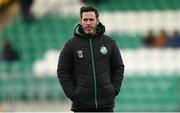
[{"x1": 86, "y1": 27, "x2": 91, "y2": 29}]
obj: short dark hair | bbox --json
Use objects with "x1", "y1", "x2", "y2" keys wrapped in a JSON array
[{"x1": 80, "y1": 6, "x2": 99, "y2": 18}]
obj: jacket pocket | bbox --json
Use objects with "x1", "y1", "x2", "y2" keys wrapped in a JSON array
[
  {"x1": 73, "y1": 86, "x2": 94, "y2": 107},
  {"x1": 98, "y1": 84, "x2": 116, "y2": 100},
  {"x1": 98, "y1": 84, "x2": 116, "y2": 106}
]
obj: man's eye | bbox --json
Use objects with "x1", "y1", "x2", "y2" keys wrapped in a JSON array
[{"x1": 83, "y1": 19, "x2": 88, "y2": 21}]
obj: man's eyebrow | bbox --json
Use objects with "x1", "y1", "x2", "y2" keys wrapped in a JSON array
[{"x1": 83, "y1": 17, "x2": 95, "y2": 19}]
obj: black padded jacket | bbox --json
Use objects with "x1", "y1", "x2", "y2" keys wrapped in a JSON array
[{"x1": 57, "y1": 22, "x2": 124, "y2": 111}]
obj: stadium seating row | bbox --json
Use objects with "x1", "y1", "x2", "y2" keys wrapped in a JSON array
[
  {"x1": 93, "y1": 0, "x2": 180, "y2": 11},
  {"x1": 0, "y1": 73, "x2": 179, "y2": 111}
]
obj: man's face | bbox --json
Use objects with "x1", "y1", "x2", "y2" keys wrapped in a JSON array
[{"x1": 80, "y1": 11, "x2": 99, "y2": 36}]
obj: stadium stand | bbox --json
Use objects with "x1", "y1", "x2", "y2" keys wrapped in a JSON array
[
  {"x1": 0, "y1": 0, "x2": 180, "y2": 112},
  {"x1": 92, "y1": 0, "x2": 180, "y2": 11}
]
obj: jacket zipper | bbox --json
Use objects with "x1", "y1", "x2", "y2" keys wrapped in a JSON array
[{"x1": 89, "y1": 38, "x2": 98, "y2": 109}]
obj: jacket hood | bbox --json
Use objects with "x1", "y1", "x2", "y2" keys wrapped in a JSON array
[{"x1": 74, "y1": 22, "x2": 105, "y2": 37}]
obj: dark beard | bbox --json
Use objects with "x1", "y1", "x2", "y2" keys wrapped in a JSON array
[
  {"x1": 84, "y1": 29, "x2": 96, "y2": 37},
  {"x1": 86, "y1": 33, "x2": 95, "y2": 37}
]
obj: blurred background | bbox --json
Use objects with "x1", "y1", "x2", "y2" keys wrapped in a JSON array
[{"x1": 0, "y1": 0, "x2": 180, "y2": 112}]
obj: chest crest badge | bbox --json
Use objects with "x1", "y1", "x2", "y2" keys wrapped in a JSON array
[
  {"x1": 77, "y1": 50, "x2": 83, "y2": 58},
  {"x1": 100, "y1": 45, "x2": 108, "y2": 55}
]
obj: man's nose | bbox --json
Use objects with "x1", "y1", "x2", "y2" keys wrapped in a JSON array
[{"x1": 87, "y1": 20, "x2": 91, "y2": 25}]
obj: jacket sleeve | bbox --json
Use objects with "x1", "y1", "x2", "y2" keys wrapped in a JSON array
[
  {"x1": 110, "y1": 40, "x2": 124, "y2": 96},
  {"x1": 57, "y1": 43, "x2": 76, "y2": 101}
]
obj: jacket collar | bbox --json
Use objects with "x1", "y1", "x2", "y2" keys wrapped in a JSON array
[{"x1": 74, "y1": 22, "x2": 105, "y2": 38}]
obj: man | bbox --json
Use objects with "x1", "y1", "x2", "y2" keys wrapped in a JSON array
[
  {"x1": 19, "y1": 0, "x2": 34, "y2": 23},
  {"x1": 57, "y1": 6, "x2": 124, "y2": 112},
  {"x1": 0, "y1": 39, "x2": 19, "y2": 62}
]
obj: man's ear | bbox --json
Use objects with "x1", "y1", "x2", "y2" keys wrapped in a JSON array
[
  {"x1": 97, "y1": 19, "x2": 99, "y2": 25},
  {"x1": 80, "y1": 20, "x2": 82, "y2": 25}
]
